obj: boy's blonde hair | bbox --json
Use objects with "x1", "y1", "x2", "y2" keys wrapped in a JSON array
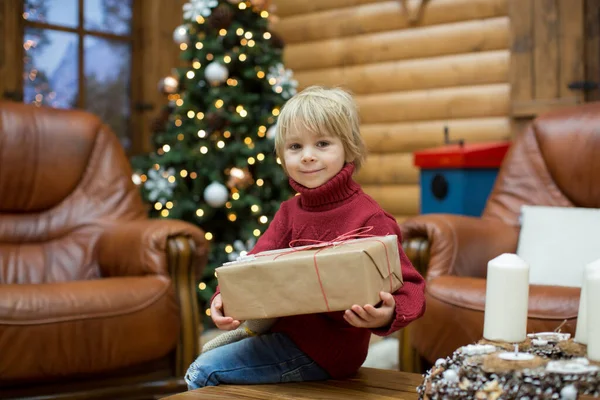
[{"x1": 274, "y1": 86, "x2": 366, "y2": 171}]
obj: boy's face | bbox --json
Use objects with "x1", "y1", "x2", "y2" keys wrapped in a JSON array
[{"x1": 283, "y1": 128, "x2": 346, "y2": 188}]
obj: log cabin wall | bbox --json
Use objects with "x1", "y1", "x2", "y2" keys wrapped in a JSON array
[{"x1": 271, "y1": 0, "x2": 512, "y2": 221}]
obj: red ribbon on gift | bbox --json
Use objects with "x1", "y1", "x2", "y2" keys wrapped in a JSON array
[{"x1": 260, "y1": 227, "x2": 395, "y2": 312}]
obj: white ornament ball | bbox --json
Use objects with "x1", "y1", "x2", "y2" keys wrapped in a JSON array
[
  {"x1": 442, "y1": 369, "x2": 459, "y2": 384},
  {"x1": 266, "y1": 124, "x2": 277, "y2": 140},
  {"x1": 203, "y1": 182, "x2": 229, "y2": 207},
  {"x1": 173, "y1": 25, "x2": 189, "y2": 45},
  {"x1": 204, "y1": 61, "x2": 229, "y2": 85},
  {"x1": 434, "y1": 358, "x2": 446, "y2": 367},
  {"x1": 560, "y1": 384, "x2": 578, "y2": 400}
]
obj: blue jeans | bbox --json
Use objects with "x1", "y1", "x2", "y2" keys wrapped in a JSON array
[{"x1": 185, "y1": 332, "x2": 329, "y2": 389}]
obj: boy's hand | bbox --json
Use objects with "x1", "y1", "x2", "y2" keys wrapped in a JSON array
[
  {"x1": 343, "y1": 291, "x2": 395, "y2": 329},
  {"x1": 211, "y1": 293, "x2": 243, "y2": 330}
]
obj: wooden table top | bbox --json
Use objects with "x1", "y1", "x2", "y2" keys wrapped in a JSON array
[{"x1": 164, "y1": 367, "x2": 422, "y2": 399}]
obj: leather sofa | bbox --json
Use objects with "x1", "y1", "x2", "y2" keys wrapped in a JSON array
[
  {"x1": 399, "y1": 102, "x2": 599, "y2": 370},
  {"x1": 0, "y1": 101, "x2": 209, "y2": 399}
]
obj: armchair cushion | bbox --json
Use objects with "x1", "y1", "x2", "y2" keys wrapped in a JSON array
[
  {"x1": 400, "y1": 214, "x2": 519, "y2": 280},
  {"x1": 0, "y1": 276, "x2": 179, "y2": 382},
  {"x1": 97, "y1": 219, "x2": 208, "y2": 277}
]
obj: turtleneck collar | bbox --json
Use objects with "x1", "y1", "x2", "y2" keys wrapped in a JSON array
[{"x1": 288, "y1": 163, "x2": 361, "y2": 211}]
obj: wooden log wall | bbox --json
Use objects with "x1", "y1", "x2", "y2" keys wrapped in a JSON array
[{"x1": 271, "y1": 0, "x2": 511, "y2": 221}]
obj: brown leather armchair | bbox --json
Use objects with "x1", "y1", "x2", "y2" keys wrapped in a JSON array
[
  {"x1": 0, "y1": 102, "x2": 209, "y2": 399},
  {"x1": 399, "y1": 102, "x2": 600, "y2": 372}
]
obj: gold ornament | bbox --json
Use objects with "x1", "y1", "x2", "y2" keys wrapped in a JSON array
[{"x1": 227, "y1": 167, "x2": 253, "y2": 189}]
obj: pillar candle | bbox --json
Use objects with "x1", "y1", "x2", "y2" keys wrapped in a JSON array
[
  {"x1": 483, "y1": 253, "x2": 530, "y2": 342},
  {"x1": 575, "y1": 259, "x2": 600, "y2": 344},
  {"x1": 587, "y1": 270, "x2": 600, "y2": 361}
]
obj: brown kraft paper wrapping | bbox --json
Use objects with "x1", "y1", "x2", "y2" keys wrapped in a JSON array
[{"x1": 216, "y1": 235, "x2": 403, "y2": 320}]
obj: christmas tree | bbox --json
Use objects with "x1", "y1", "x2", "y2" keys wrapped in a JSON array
[{"x1": 131, "y1": 0, "x2": 297, "y2": 323}]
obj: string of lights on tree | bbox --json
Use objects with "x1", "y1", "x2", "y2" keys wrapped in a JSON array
[{"x1": 131, "y1": 0, "x2": 297, "y2": 322}]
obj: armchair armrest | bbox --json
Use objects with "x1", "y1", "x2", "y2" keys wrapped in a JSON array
[
  {"x1": 97, "y1": 219, "x2": 209, "y2": 376},
  {"x1": 97, "y1": 219, "x2": 208, "y2": 277},
  {"x1": 400, "y1": 214, "x2": 519, "y2": 280}
]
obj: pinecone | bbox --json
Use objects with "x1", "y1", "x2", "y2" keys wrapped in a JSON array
[{"x1": 207, "y1": 4, "x2": 234, "y2": 31}]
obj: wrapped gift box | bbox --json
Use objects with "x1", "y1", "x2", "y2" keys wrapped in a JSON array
[{"x1": 216, "y1": 235, "x2": 403, "y2": 320}]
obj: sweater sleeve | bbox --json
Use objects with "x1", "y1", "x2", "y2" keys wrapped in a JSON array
[
  {"x1": 364, "y1": 212, "x2": 426, "y2": 336},
  {"x1": 211, "y1": 201, "x2": 292, "y2": 304}
]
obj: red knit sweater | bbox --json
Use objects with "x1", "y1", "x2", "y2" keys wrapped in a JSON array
[{"x1": 215, "y1": 163, "x2": 426, "y2": 378}]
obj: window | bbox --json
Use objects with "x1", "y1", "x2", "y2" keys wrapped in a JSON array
[{"x1": 22, "y1": 0, "x2": 136, "y2": 150}]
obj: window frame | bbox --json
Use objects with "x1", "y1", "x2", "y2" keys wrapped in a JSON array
[{"x1": 2, "y1": 0, "x2": 144, "y2": 154}]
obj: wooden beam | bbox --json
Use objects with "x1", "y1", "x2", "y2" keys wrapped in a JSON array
[
  {"x1": 533, "y1": 0, "x2": 559, "y2": 100},
  {"x1": 356, "y1": 84, "x2": 510, "y2": 124},
  {"x1": 272, "y1": 0, "x2": 508, "y2": 44},
  {"x1": 295, "y1": 50, "x2": 509, "y2": 95},
  {"x1": 0, "y1": 0, "x2": 24, "y2": 100},
  {"x1": 361, "y1": 184, "x2": 420, "y2": 215},
  {"x1": 585, "y1": 0, "x2": 600, "y2": 102},
  {"x1": 137, "y1": 0, "x2": 186, "y2": 154},
  {"x1": 361, "y1": 117, "x2": 512, "y2": 153},
  {"x1": 355, "y1": 153, "x2": 419, "y2": 185},
  {"x1": 558, "y1": 0, "x2": 584, "y2": 99},
  {"x1": 284, "y1": 17, "x2": 509, "y2": 71},
  {"x1": 271, "y1": 0, "x2": 385, "y2": 18},
  {"x1": 508, "y1": 0, "x2": 533, "y2": 105}
]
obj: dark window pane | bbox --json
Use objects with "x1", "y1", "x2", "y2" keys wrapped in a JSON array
[
  {"x1": 23, "y1": 27, "x2": 78, "y2": 108},
  {"x1": 84, "y1": 0, "x2": 132, "y2": 35},
  {"x1": 24, "y1": 0, "x2": 78, "y2": 29},
  {"x1": 84, "y1": 36, "x2": 131, "y2": 149}
]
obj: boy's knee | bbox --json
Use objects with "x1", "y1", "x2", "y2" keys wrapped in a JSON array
[{"x1": 185, "y1": 361, "x2": 217, "y2": 389}]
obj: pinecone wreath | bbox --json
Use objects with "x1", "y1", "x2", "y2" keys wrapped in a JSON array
[{"x1": 207, "y1": 4, "x2": 234, "y2": 31}]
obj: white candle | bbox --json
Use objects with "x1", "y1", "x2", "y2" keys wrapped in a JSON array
[
  {"x1": 483, "y1": 254, "x2": 530, "y2": 342},
  {"x1": 587, "y1": 270, "x2": 600, "y2": 361},
  {"x1": 575, "y1": 259, "x2": 600, "y2": 344}
]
